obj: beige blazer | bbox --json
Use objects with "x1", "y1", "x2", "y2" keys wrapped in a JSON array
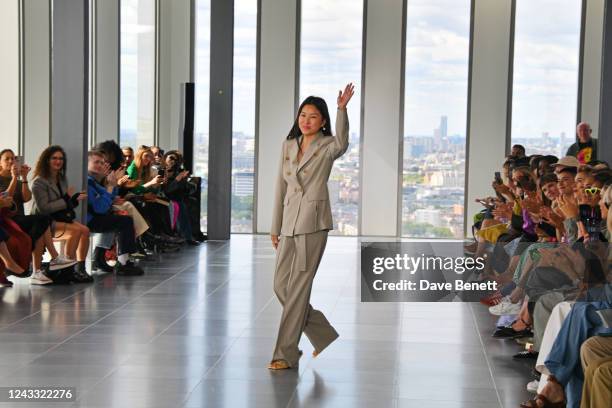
[{"x1": 271, "y1": 108, "x2": 349, "y2": 237}]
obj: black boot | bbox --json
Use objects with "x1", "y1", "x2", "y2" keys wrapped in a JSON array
[
  {"x1": 92, "y1": 247, "x2": 113, "y2": 273},
  {"x1": 72, "y1": 261, "x2": 94, "y2": 283}
]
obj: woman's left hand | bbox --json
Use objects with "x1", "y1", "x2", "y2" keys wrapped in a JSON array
[{"x1": 337, "y1": 83, "x2": 355, "y2": 109}]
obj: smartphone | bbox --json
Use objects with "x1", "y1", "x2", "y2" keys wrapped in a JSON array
[
  {"x1": 157, "y1": 168, "x2": 166, "y2": 178},
  {"x1": 494, "y1": 171, "x2": 503, "y2": 185},
  {"x1": 15, "y1": 155, "x2": 23, "y2": 174}
]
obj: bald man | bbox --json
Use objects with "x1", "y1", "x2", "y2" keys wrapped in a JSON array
[{"x1": 566, "y1": 122, "x2": 598, "y2": 164}]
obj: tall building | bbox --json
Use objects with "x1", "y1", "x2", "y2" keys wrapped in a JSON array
[{"x1": 439, "y1": 115, "x2": 448, "y2": 139}]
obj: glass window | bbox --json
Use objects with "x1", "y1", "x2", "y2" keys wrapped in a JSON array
[
  {"x1": 194, "y1": 0, "x2": 210, "y2": 231},
  {"x1": 120, "y1": 0, "x2": 155, "y2": 148},
  {"x1": 401, "y1": 0, "x2": 471, "y2": 239},
  {"x1": 510, "y1": 0, "x2": 582, "y2": 156},
  {"x1": 299, "y1": 0, "x2": 363, "y2": 236},
  {"x1": 231, "y1": 0, "x2": 257, "y2": 233}
]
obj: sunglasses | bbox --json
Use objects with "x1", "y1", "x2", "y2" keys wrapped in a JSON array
[{"x1": 584, "y1": 187, "x2": 601, "y2": 196}]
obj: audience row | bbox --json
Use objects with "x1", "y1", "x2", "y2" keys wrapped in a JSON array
[
  {"x1": 466, "y1": 123, "x2": 611, "y2": 408},
  {"x1": 0, "y1": 141, "x2": 206, "y2": 287}
]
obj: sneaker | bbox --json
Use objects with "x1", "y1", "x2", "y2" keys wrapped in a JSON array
[
  {"x1": 115, "y1": 261, "x2": 144, "y2": 276},
  {"x1": 72, "y1": 263, "x2": 94, "y2": 283},
  {"x1": 92, "y1": 259, "x2": 113, "y2": 273},
  {"x1": 526, "y1": 380, "x2": 539, "y2": 394},
  {"x1": 0, "y1": 274, "x2": 13, "y2": 287},
  {"x1": 30, "y1": 270, "x2": 53, "y2": 285},
  {"x1": 489, "y1": 297, "x2": 522, "y2": 316},
  {"x1": 49, "y1": 255, "x2": 77, "y2": 271}
]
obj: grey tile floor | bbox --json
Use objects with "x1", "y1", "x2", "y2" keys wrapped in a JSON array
[{"x1": 0, "y1": 235, "x2": 533, "y2": 407}]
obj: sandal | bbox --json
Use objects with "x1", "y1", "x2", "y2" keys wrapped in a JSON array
[
  {"x1": 267, "y1": 360, "x2": 291, "y2": 370},
  {"x1": 519, "y1": 376, "x2": 566, "y2": 408}
]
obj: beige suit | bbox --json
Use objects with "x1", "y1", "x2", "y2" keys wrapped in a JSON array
[{"x1": 270, "y1": 108, "x2": 348, "y2": 367}]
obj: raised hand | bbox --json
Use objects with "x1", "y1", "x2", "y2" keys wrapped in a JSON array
[
  {"x1": 20, "y1": 164, "x2": 31, "y2": 179},
  {"x1": 337, "y1": 83, "x2": 355, "y2": 109}
]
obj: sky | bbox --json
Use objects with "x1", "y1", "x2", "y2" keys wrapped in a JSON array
[{"x1": 121, "y1": 0, "x2": 584, "y2": 141}]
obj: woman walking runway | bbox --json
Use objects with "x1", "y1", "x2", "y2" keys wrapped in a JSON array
[{"x1": 268, "y1": 83, "x2": 355, "y2": 370}]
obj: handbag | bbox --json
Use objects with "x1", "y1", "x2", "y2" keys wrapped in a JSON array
[{"x1": 50, "y1": 208, "x2": 76, "y2": 223}]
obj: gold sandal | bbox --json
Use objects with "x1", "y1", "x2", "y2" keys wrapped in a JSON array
[{"x1": 267, "y1": 360, "x2": 291, "y2": 370}]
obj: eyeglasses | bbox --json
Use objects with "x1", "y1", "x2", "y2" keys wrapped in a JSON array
[{"x1": 585, "y1": 187, "x2": 601, "y2": 196}]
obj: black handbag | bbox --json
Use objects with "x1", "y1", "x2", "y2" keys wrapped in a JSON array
[{"x1": 50, "y1": 208, "x2": 76, "y2": 223}]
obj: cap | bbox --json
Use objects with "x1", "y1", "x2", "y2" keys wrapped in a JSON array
[{"x1": 552, "y1": 156, "x2": 580, "y2": 168}]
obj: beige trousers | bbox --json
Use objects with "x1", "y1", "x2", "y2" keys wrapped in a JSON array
[
  {"x1": 113, "y1": 201, "x2": 149, "y2": 237},
  {"x1": 272, "y1": 230, "x2": 338, "y2": 366},
  {"x1": 580, "y1": 336, "x2": 612, "y2": 408}
]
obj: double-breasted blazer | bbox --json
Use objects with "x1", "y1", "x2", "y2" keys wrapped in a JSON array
[
  {"x1": 271, "y1": 108, "x2": 349, "y2": 237},
  {"x1": 30, "y1": 176, "x2": 70, "y2": 216}
]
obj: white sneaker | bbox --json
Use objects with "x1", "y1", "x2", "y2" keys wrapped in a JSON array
[
  {"x1": 526, "y1": 380, "x2": 539, "y2": 393},
  {"x1": 30, "y1": 270, "x2": 53, "y2": 285},
  {"x1": 489, "y1": 296, "x2": 522, "y2": 316},
  {"x1": 49, "y1": 254, "x2": 77, "y2": 271}
]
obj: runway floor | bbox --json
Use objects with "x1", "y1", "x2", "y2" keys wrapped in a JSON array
[{"x1": 0, "y1": 235, "x2": 532, "y2": 407}]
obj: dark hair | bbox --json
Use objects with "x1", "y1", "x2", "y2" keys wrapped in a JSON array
[
  {"x1": 94, "y1": 140, "x2": 123, "y2": 170},
  {"x1": 540, "y1": 173, "x2": 558, "y2": 186},
  {"x1": 529, "y1": 155, "x2": 543, "y2": 170},
  {"x1": 34, "y1": 145, "x2": 67, "y2": 181},
  {"x1": 162, "y1": 150, "x2": 183, "y2": 172},
  {"x1": 558, "y1": 167, "x2": 578, "y2": 177},
  {"x1": 0, "y1": 149, "x2": 15, "y2": 159},
  {"x1": 512, "y1": 144, "x2": 526, "y2": 154},
  {"x1": 287, "y1": 96, "x2": 333, "y2": 141},
  {"x1": 593, "y1": 169, "x2": 612, "y2": 186}
]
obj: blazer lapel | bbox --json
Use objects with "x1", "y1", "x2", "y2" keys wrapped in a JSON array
[{"x1": 296, "y1": 132, "x2": 323, "y2": 173}]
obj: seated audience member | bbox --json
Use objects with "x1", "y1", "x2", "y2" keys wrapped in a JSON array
[
  {"x1": 31, "y1": 145, "x2": 93, "y2": 283},
  {"x1": 0, "y1": 195, "x2": 31, "y2": 287},
  {"x1": 122, "y1": 146, "x2": 134, "y2": 169},
  {"x1": 86, "y1": 150, "x2": 143, "y2": 276},
  {"x1": 567, "y1": 122, "x2": 598, "y2": 164},
  {"x1": 162, "y1": 150, "x2": 199, "y2": 245},
  {"x1": 150, "y1": 146, "x2": 164, "y2": 167},
  {"x1": 0, "y1": 149, "x2": 75, "y2": 285},
  {"x1": 125, "y1": 147, "x2": 183, "y2": 249},
  {"x1": 512, "y1": 144, "x2": 526, "y2": 159}
]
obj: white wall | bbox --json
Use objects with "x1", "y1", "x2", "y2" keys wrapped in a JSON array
[
  {"x1": 255, "y1": 0, "x2": 298, "y2": 233},
  {"x1": 0, "y1": 0, "x2": 20, "y2": 153},
  {"x1": 465, "y1": 0, "x2": 513, "y2": 227},
  {"x1": 360, "y1": 0, "x2": 403, "y2": 236}
]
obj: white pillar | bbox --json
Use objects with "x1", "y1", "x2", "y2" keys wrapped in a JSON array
[
  {"x1": 0, "y1": 0, "x2": 21, "y2": 153},
  {"x1": 255, "y1": 0, "x2": 298, "y2": 233},
  {"x1": 158, "y1": 0, "x2": 192, "y2": 150},
  {"x1": 580, "y1": 0, "x2": 604, "y2": 139},
  {"x1": 465, "y1": 0, "x2": 513, "y2": 229},
  {"x1": 360, "y1": 0, "x2": 404, "y2": 236}
]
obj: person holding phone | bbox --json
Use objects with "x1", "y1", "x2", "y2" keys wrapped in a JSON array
[
  {"x1": 0, "y1": 149, "x2": 76, "y2": 284},
  {"x1": 31, "y1": 145, "x2": 93, "y2": 283},
  {"x1": 268, "y1": 84, "x2": 354, "y2": 370},
  {"x1": 125, "y1": 147, "x2": 182, "y2": 247}
]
